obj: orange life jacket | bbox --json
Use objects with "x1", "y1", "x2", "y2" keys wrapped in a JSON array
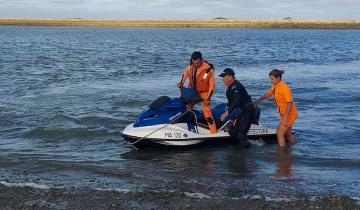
[{"x1": 188, "y1": 61, "x2": 214, "y2": 92}]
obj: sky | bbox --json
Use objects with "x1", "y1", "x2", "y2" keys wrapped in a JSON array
[{"x1": 0, "y1": 0, "x2": 359, "y2": 19}]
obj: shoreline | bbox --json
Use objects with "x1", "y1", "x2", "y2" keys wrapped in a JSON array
[
  {"x1": 0, "y1": 183, "x2": 359, "y2": 209},
  {"x1": 1, "y1": 18, "x2": 360, "y2": 29}
]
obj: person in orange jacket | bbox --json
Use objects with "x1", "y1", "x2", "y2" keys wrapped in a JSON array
[
  {"x1": 254, "y1": 69, "x2": 298, "y2": 147},
  {"x1": 177, "y1": 51, "x2": 217, "y2": 134}
]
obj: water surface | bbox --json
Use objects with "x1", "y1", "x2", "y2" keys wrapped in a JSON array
[{"x1": 0, "y1": 26, "x2": 359, "y2": 199}]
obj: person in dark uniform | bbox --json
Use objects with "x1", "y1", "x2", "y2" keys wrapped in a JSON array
[{"x1": 219, "y1": 68, "x2": 256, "y2": 148}]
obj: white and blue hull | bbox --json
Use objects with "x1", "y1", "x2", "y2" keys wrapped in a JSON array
[{"x1": 122, "y1": 122, "x2": 277, "y2": 148}]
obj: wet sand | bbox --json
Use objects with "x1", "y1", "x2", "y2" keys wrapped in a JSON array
[{"x1": 1, "y1": 184, "x2": 358, "y2": 210}]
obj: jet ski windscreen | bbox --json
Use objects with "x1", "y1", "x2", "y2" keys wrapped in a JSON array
[{"x1": 149, "y1": 96, "x2": 171, "y2": 109}]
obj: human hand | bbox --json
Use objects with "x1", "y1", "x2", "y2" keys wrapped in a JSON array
[
  {"x1": 203, "y1": 98, "x2": 210, "y2": 106},
  {"x1": 186, "y1": 104, "x2": 193, "y2": 111},
  {"x1": 220, "y1": 111, "x2": 228, "y2": 122},
  {"x1": 177, "y1": 83, "x2": 182, "y2": 88},
  {"x1": 280, "y1": 115, "x2": 288, "y2": 126}
]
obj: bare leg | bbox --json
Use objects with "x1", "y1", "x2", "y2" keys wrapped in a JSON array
[
  {"x1": 275, "y1": 147, "x2": 293, "y2": 177},
  {"x1": 276, "y1": 124, "x2": 289, "y2": 147},
  {"x1": 285, "y1": 127, "x2": 296, "y2": 145}
]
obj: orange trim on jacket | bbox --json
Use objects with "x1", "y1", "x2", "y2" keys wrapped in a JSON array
[{"x1": 179, "y1": 61, "x2": 215, "y2": 99}]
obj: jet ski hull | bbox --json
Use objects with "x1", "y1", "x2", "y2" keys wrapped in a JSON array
[
  {"x1": 122, "y1": 123, "x2": 277, "y2": 149},
  {"x1": 121, "y1": 96, "x2": 277, "y2": 149}
]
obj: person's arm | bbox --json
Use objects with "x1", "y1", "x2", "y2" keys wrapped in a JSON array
[
  {"x1": 280, "y1": 102, "x2": 293, "y2": 125},
  {"x1": 206, "y1": 68, "x2": 215, "y2": 100},
  {"x1": 254, "y1": 93, "x2": 271, "y2": 105},
  {"x1": 254, "y1": 87, "x2": 273, "y2": 105},
  {"x1": 221, "y1": 92, "x2": 240, "y2": 122},
  {"x1": 284, "y1": 102, "x2": 292, "y2": 117},
  {"x1": 227, "y1": 89, "x2": 241, "y2": 113},
  {"x1": 177, "y1": 66, "x2": 190, "y2": 87},
  {"x1": 220, "y1": 109, "x2": 228, "y2": 122},
  {"x1": 221, "y1": 85, "x2": 241, "y2": 122},
  {"x1": 282, "y1": 85, "x2": 294, "y2": 120},
  {"x1": 202, "y1": 68, "x2": 215, "y2": 105}
]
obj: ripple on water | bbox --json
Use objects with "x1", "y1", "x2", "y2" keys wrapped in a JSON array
[
  {"x1": 23, "y1": 127, "x2": 118, "y2": 141},
  {"x1": 0, "y1": 27, "x2": 359, "y2": 197}
]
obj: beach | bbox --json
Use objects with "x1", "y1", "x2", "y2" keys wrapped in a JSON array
[{"x1": 1, "y1": 183, "x2": 359, "y2": 209}]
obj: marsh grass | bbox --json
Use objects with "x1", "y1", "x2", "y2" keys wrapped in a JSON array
[{"x1": 1, "y1": 18, "x2": 360, "y2": 29}]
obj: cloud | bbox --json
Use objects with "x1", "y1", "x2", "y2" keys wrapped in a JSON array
[{"x1": 0, "y1": 0, "x2": 359, "y2": 19}]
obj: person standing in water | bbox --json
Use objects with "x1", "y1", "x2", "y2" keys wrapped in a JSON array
[
  {"x1": 177, "y1": 51, "x2": 217, "y2": 134},
  {"x1": 219, "y1": 68, "x2": 255, "y2": 148},
  {"x1": 254, "y1": 69, "x2": 298, "y2": 147}
]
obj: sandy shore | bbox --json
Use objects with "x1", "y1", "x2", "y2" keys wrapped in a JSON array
[
  {"x1": 0, "y1": 184, "x2": 359, "y2": 210},
  {"x1": 1, "y1": 18, "x2": 360, "y2": 29}
]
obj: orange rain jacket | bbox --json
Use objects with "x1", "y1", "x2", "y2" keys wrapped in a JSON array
[
  {"x1": 179, "y1": 60, "x2": 217, "y2": 134},
  {"x1": 179, "y1": 61, "x2": 215, "y2": 99}
]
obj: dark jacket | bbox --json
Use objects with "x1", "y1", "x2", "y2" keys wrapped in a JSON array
[{"x1": 226, "y1": 79, "x2": 252, "y2": 112}]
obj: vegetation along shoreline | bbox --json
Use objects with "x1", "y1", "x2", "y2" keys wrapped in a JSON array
[{"x1": 1, "y1": 18, "x2": 360, "y2": 29}]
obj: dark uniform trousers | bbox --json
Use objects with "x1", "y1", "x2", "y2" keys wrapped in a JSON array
[{"x1": 229, "y1": 102, "x2": 256, "y2": 144}]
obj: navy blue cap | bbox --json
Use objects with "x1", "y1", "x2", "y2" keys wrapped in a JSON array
[
  {"x1": 219, "y1": 68, "x2": 235, "y2": 77},
  {"x1": 191, "y1": 51, "x2": 202, "y2": 60}
]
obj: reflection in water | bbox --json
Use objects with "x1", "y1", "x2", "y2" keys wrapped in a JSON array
[
  {"x1": 273, "y1": 147, "x2": 294, "y2": 177},
  {"x1": 121, "y1": 146, "x2": 256, "y2": 178},
  {"x1": 121, "y1": 149, "x2": 217, "y2": 174},
  {"x1": 122, "y1": 146, "x2": 293, "y2": 179},
  {"x1": 225, "y1": 148, "x2": 251, "y2": 177}
]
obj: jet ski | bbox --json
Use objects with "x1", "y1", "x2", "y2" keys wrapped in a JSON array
[{"x1": 122, "y1": 95, "x2": 277, "y2": 149}]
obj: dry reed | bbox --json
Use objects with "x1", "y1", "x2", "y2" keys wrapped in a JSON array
[{"x1": 0, "y1": 18, "x2": 360, "y2": 29}]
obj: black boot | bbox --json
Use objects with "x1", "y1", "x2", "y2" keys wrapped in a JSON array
[{"x1": 238, "y1": 135, "x2": 251, "y2": 149}]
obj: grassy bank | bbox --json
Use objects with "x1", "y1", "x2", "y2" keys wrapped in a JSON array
[{"x1": 1, "y1": 18, "x2": 360, "y2": 29}]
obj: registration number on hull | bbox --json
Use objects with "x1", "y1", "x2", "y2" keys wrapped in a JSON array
[{"x1": 164, "y1": 132, "x2": 184, "y2": 139}]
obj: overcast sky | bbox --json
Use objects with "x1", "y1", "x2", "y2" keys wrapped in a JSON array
[{"x1": 0, "y1": 0, "x2": 359, "y2": 19}]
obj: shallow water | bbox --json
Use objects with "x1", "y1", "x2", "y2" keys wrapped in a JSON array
[{"x1": 0, "y1": 26, "x2": 359, "y2": 198}]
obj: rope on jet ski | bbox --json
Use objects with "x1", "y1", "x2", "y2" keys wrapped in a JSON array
[
  {"x1": 126, "y1": 110, "x2": 198, "y2": 150},
  {"x1": 127, "y1": 109, "x2": 198, "y2": 150}
]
